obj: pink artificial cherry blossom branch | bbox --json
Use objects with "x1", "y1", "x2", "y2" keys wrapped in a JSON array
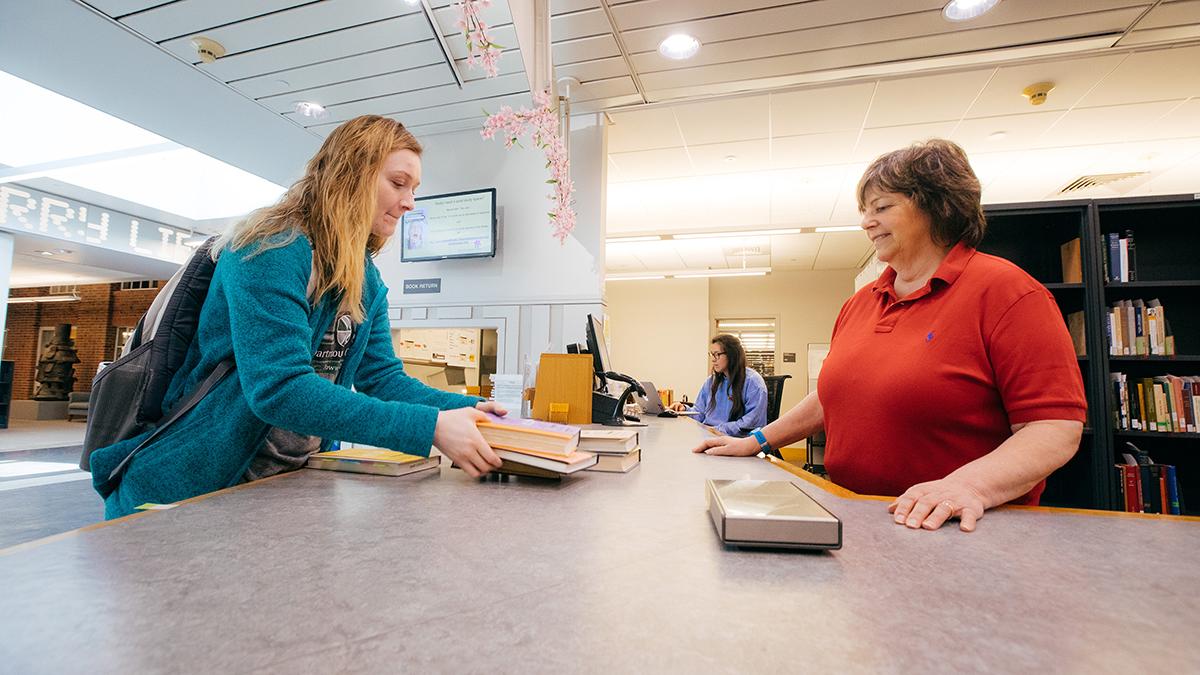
[
  {"x1": 454, "y1": 0, "x2": 503, "y2": 78},
  {"x1": 481, "y1": 89, "x2": 577, "y2": 243}
]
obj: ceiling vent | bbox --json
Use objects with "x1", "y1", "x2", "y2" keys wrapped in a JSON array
[
  {"x1": 1058, "y1": 172, "x2": 1148, "y2": 194},
  {"x1": 724, "y1": 245, "x2": 765, "y2": 256}
]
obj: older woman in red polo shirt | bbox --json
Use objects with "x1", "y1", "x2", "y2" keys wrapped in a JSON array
[{"x1": 693, "y1": 139, "x2": 1086, "y2": 532}]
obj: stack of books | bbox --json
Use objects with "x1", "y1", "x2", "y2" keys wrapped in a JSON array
[
  {"x1": 475, "y1": 413, "x2": 596, "y2": 476},
  {"x1": 306, "y1": 447, "x2": 442, "y2": 476},
  {"x1": 579, "y1": 428, "x2": 641, "y2": 473}
]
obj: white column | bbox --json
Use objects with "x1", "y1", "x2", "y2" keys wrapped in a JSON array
[{"x1": 0, "y1": 232, "x2": 13, "y2": 358}]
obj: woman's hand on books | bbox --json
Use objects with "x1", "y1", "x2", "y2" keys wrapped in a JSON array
[
  {"x1": 475, "y1": 400, "x2": 508, "y2": 416},
  {"x1": 887, "y1": 478, "x2": 987, "y2": 532},
  {"x1": 691, "y1": 435, "x2": 759, "y2": 456},
  {"x1": 434, "y1": 408, "x2": 503, "y2": 477}
]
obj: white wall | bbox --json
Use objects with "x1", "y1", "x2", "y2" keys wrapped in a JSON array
[
  {"x1": 605, "y1": 277, "x2": 709, "y2": 400},
  {"x1": 709, "y1": 269, "x2": 855, "y2": 412},
  {"x1": 607, "y1": 269, "x2": 856, "y2": 414},
  {"x1": 375, "y1": 114, "x2": 607, "y2": 376}
]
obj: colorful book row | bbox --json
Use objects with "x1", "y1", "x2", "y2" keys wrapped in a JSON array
[{"x1": 1111, "y1": 372, "x2": 1200, "y2": 433}]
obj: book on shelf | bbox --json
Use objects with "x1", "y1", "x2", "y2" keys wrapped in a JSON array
[
  {"x1": 1112, "y1": 373, "x2": 1200, "y2": 433},
  {"x1": 306, "y1": 447, "x2": 442, "y2": 476},
  {"x1": 1066, "y1": 311, "x2": 1086, "y2": 357},
  {"x1": 494, "y1": 447, "x2": 597, "y2": 474},
  {"x1": 1108, "y1": 298, "x2": 1175, "y2": 356},
  {"x1": 578, "y1": 428, "x2": 640, "y2": 454},
  {"x1": 585, "y1": 448, "x2": 641, "y2": 473},
  {"x1": 1106, "y1": 231, "x2": 1138, "y2": 283},
  {"x1": 1114, "y1": 444, "x2": 1184, "y2": 515},
  {"x1": 1060, "y1": 237, "x2": 1082, "y2": 283},
  {"x1": 476, "y1": 413, "x2": 581, "y2": 457}
]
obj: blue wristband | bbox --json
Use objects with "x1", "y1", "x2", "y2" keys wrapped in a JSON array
[{"x1": 751, "y1": 428, "x2": 771, "y2": 455}]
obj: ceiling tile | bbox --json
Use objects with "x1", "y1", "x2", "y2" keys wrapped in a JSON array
[
  {"x1": 771, "y1": 131, "x2": 859, "y2": 169},
  {"x1": 867, "y1": 69, "x2": 993, "y2": 127},
  {"x1": 768, "y1": 168, "x2": 844, "y2": 224},
  {"x1": 852, "y1": 122, "x2": 957, "y2": 162},
  {"x1": 768, "y1": 233, "x2": 823, "y2": 270},
  {"x1": 1038, "y1": 100, "x2": 1185, "y2": 147},
  {"x1": 607, "y1": 107, "x2": 684, "y2": 152},
  {"x1": 948, "y1": 111, "x2": 1067, "y2": 155},
  {"x1": 672, "y1": 95, "x2": 769, "y2": 145},
  {"x1": 1077, "y1": 44, "x2": 1200, "y2": 106},
  {"x1": 770, "y1": 82, "x2": 875, "y2": 136},
  {"x1": 607, "y1": 147, "x2": 694, "y2": 181},
  {"x1": 687, "y1": 140, "x2": 771, "y2": 176},
  {"x1": 229, "y1": 41, "x2": 444, "y2": 98},
  {"x1": 814, "y1": 232, "x2": 872, "y2": 270}
]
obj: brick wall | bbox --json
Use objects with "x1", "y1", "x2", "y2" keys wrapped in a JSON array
[{"x1": 2, "y1": 282, "x2": 164, "y2": 399}]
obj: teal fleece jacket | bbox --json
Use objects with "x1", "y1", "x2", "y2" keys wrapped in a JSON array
[{"x1": 90, "y1": 234, "x2": 480, "y2": 519}]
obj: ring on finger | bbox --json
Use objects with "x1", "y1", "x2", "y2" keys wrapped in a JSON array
[{"x1": 940, "y1": 500, "x2": 956, "y2": 512}]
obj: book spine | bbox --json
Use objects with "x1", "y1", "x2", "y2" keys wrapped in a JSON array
[
  {"x1": 1124, "y1": 229, "x2": 1137, "y2": 281},
  {"x1": 1133, "y1": 306, "x2": 1146, "y2": 356},
  {"x1": 1124, "y1": 464, "x2": 1142, "y2": 512},
  {"x1": 1166, "y1": 465, "x2": 1181, "y2": 515},
  {"x1": 1119, "y1": 236, "x2": 1129, "y2": 283},
  {"x1": 1140, "y1": 465, "x2": 1156, "y2": 513},
  {"x1": 1107, "y1": 232, "x2": 1120, "y2": 283}
]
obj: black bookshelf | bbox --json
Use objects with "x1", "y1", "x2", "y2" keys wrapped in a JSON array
[
  {"x1": 980, "y1": 200, "x2": 1105, "y2": 511},
  {"x1": 1096, "y1": 195, "x2": 1200, "y2": 515},
  {"x1": 0, "y1": 360, "x2": 13, "y2": 429}
]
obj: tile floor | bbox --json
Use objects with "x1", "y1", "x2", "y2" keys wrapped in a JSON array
[{"x1": 0, "y1": 421, "x2": 100, "y2": 549}]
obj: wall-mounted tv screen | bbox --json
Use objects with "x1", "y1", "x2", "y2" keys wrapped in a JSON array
[{"x1": 400, "y1": 188, "x2": 497, "y2": 262}]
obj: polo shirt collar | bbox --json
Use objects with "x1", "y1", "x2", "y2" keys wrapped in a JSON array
[{"x1": 871, "y1": 242, "x2": 975, "y2": 301}]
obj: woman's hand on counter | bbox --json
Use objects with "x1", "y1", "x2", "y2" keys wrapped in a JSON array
[
  {"x1": 887, "y1": 478, "x2": 987, "y2": 532},
  {"x1": 691, "y1": 435, "x2": 760, "y2": 456}
]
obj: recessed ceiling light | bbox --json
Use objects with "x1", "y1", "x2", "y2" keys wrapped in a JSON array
[
  {"x1": 36, "y1": 250, "x2": 53, "y2": 256},
  {"x1": 293, "y1": 101, "x2": 328, "y2": 119},
  {"x1": 814, "y1": 226, "x2": 861, "y2": 233},
  {"x1": 942, "y1": 0, "x2": 1001, "y2": 22},
  {"x1": 988, "y1": 130, "x2": 1007, "y2": 140},
  {"x1": 658, "y1": 34, "x2": 701, "y2": 60}
]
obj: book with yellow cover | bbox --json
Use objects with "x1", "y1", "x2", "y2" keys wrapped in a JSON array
[
  {"x1": 306, "y1": 448, "x2": 441, "y2": 476},
  {"x1": 476, "y1": 413, "x2": 581, "y2": 457}
]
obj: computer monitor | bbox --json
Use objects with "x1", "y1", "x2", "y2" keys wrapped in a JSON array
[{"x1": 585, "y1": 313, "x2": 612, "y2": 379}]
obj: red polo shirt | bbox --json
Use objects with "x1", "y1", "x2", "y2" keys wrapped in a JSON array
[{"x1": 818, "y1": 243, "x2": 1087, "y2": 505}]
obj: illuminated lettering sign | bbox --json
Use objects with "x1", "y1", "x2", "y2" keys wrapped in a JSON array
[{"x1": 0, "y1": 184, "x2": 192, "y2": 263}]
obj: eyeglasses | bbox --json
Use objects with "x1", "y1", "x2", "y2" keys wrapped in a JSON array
[{"x1": 709, "y1": 351, "x2": 726, "y2": 359}]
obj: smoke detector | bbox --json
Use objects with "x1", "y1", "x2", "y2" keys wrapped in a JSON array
[
  {"x1": 191, "y1": 36, "x2": 226, "y2": 64},
  {"x1": 1022, "y1": 82, "x2": 1055, "y2": 106}
]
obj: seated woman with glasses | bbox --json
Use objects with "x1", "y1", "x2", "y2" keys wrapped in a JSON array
[{"x1": 672, "y1": 334, "x2": 768, "y2": 436}]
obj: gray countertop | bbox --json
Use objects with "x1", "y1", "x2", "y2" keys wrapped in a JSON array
[{"x1": 2, "y1": 418, "x2": 1197, "y2": 674}]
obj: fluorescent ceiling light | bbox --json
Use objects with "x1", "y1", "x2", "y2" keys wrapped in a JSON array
[
  {"x1": 658, "y1": 34, "x2": 701, "y2": 60},
  {"x1": 607, "y1": 235, "x2": 663, "y2": 243},
  {"x1": 0, "y1": 69, "x2": 286, "y2": 220},
  {"x1": 943, "y1": 0, "x2": 1001, "y2": 22},
  {"x1": 7, "y1": 294, "x2": 81, "y2": 304},
  {"x1": 814, "y1": 226, "x2": 862, "y2": 233},
  {"x1": 607, "y1": 275, "x2": 667, "y2": 281},
  {"x1": 674, "y1": 229, "x2": 802, "y2": 240},
  {"x1": 674, "y1": 268, "x2": 770, "y2": 279},
  {"x1": 718, "y1": 322, "x2": 775, "y2": 328}
]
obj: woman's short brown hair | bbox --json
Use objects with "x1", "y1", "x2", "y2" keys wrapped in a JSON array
[{"x1": 856, "y1": 138, "x2": 986, "y2": 248}]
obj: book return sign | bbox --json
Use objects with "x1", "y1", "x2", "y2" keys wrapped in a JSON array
[{"x1": 403, "y1": 278, "x2": 441, "y2": 294}]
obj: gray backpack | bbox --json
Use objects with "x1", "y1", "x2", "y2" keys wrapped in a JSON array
[{"x1": 82, "y1": 236, "x2": 235, "y2": 496}]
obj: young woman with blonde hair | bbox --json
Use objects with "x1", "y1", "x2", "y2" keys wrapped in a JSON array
[{"x1": 91, "y1": 115, "x2": 504, "y2": 518}]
